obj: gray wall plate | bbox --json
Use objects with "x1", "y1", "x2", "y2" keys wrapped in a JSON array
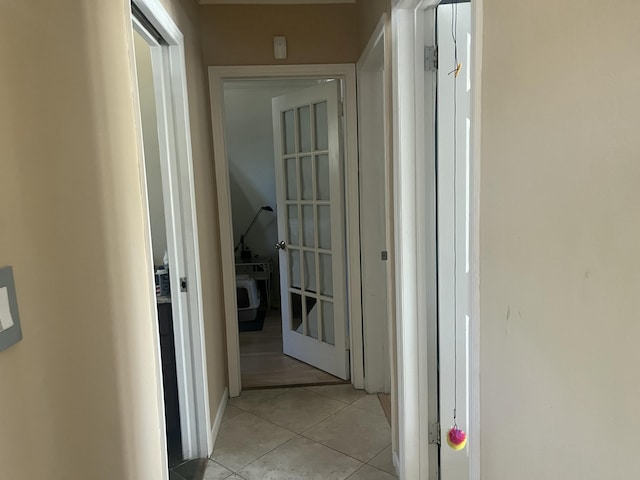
[{"x1": 0, "y1": 266, "x2": 23, "y2": 353}]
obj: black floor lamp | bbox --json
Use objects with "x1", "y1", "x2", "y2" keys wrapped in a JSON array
[{"x1": 235, "y1": 205, "x2": 274, "y2": 260}]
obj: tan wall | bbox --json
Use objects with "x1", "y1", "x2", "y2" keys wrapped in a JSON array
[
  {"x1": 159, "y1": 0, "x2": 229, "y2": 446},
  {"x1": 356, "y1": 0, "x2": 390, "y2": 55},
  {"x1": 480, "y1": 1, "x2": 640, "y2": 478},
  {"x1": 199, "y1": 4, "x2": 358, "y2": 65},
  {"x1": 0, "y1": 0, "x2": 226, "y2": 478}
]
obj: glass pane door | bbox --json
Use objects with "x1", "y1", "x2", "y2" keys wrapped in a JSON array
[{"x1": 272, "y1": 80, "x2": 349, "y2": 380}]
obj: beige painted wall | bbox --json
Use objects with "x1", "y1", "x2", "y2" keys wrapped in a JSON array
[
  {"x1": 0, "y1": 0, "x2": 226, "y2": 478},
  {"x1": 199, "y1": 4, "x2": 358, "y2": 65},
  {"x1": 158, "y1": 0, "x2": 229, "y2": 440},
  {"x1": 356, "y1": 0, "x2": 390, "y2": 55},
  {"x1": 0, "y1": 1, "x2": 165, "y2": 478},
  {"x1": 480, "y1": 1, "x2": 640, "y2": 478}
]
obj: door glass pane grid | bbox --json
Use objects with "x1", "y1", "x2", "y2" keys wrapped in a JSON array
[
  {"x1": 283, "y1": 109, "x2": 295, "y2": 155},
  {"x1": 298, "y1": 105, "x2": 312, "y2": 153},
  {"x1": 282, "y1": 96, "x2": 336, "y2": 346},
  {"x1": 316, "y1": 154, "x2": 330, "y2": 201},
  {"x1": 303, "y1": 251, "x2": 316, "y2": 293},
  {"x1": 312, "y1": 154, "x2": 318, "y2": 204},
  {"x1": 284, "y1": 200, "x2": 331, "y2": 206},
  {"x1": 318, "y1": 205, "x2": 332, "y2": 250},
  {"x1": 287, "y1": 205, "x2": 299, "y2": 246},
  {"x1": 302, "y1": 205, "x2": 314, "y2": 248},
  {"x1": 290, "y1": 292, "x2": 303, "y2": 334},
  {"x1": 301, "y1": 156, "x2": 313, "y2": 200},
  {"x1": 314, "y1": 101, "x2": 329, "y2": 151},
  {"x1": 321, "y1": 300, "x2": 335, "y2": 346},
  {"x1": 319, "y1": 252, "x2": 333, "y2": 297},
  {"x1": 306, "y1": 295, "x2": 318, "y2": 339},
  {"x1": 301, "y1": 295, "x2": 308, "y2": 337}
]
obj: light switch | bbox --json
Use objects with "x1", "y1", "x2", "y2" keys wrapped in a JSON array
[
  {"x1": 0, "y1": 266, "x2": 22, "y2": 352},
  {"x1": 0, "y1": 287, "x2": 14, "y2": 332},
  {"x1": 274, "y1": 36, "x2": 287, "y2": 60}
]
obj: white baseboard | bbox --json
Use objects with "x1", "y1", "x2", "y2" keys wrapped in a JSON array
[
  {"x1": 208, "y1": 387, "x2": 229, "y2": 456},
  {"x1": 392, "y1": 449, "x2": 400, "y2": 478}
]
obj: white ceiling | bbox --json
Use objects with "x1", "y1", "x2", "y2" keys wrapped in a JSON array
[{"x1": 199, "y1": 0, "x2": 355, "y2": 4}]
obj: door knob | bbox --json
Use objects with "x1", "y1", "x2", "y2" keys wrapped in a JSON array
[{"x1": 275, "y1": 241, "x2": 287, "y2": 250}]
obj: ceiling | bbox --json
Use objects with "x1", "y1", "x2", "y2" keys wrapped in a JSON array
[{"x1": 198, "y1": 0, "x2": 355, "y2": 4}]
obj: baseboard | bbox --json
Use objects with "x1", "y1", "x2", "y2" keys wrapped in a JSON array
[
  {"x1": 392, "y1": 449, "x2": 400, "y2": 477},
  {"x1": 208, "y1": 387, "x2": 229, "y2": 457}
]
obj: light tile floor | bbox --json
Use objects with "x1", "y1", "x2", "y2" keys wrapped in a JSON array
[{"x1": 171, "y1": 385, "x2": 397, "y2": 480}]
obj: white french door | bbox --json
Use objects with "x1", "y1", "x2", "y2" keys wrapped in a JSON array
[{"x1": 272, "y1": 81, "x2": 350, "y2": 380}]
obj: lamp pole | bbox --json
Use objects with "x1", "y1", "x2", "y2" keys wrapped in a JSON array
[{"x1": 235, "y1": 205, "x2": 274, "y2": 260}]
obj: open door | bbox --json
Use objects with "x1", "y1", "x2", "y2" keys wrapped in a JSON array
[{"x1": 272, "y1": 81, "x2": 350, "y2": 380}]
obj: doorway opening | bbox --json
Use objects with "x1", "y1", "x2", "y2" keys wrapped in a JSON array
[
  {"x1": 132, "y1": 27, "x2": 183, "y2": 467},
  {"x1": 392, "y1": 0, "x2": 478, "y2": 478},
  {"x1": 129, "y1": 0, "x2": 212, "y2": 468},
  {"x1": 209, "y1": 65, "x2": 365, "y2": 398},
  {"x1": 221, "y1": 78, "x2": 349, "y2": 389}
]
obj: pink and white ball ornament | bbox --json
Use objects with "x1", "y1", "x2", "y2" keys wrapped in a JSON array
[{"x1": 447, "y1": 426, "x2": 467, "y2": 451}]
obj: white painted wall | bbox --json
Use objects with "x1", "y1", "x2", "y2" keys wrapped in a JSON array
[
  {"x1": 480, "y1": 1, "x2": 640, "y2": 478},
  {"x1": 134, "y1": 31, "x2": 167, "y2": 267}
]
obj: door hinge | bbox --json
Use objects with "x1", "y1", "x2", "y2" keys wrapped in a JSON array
[
  {"x1": 429, "y1": 422, "x2": 441, "y2": 445},
  {"x1": 180, "y1": 277, "x2": 188, "y2": 293},
  {"x1": 381, "y1": 251, "x2": 388, "y2": 261},
  {"x1": 338, "y1": 100, "x2": 345, "y2": 117},
  {"x1": 425, "y1": 46, "x2": 438, "y2": 72}
]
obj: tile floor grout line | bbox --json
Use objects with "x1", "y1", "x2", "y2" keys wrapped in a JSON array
[
  {"x1": 210, "y1": 420, "x2": 298, "y2": 473},
  {"x1": 293, "y1": 399, "x2": 352, "y2": 434},
  {"x1": 240, "y1": 408, "x2": 313, "y2": 436},
  {"x1": 216, "y1": 387, "x2": 393, "y2": 478},
  {"x1": 365, "y1": 443, "x2": 395, "y2": 465},
  {"x1": 244, "y1": 395, "x2": 351, "y2": 435},
  {"x1": 169, "y1": 469, "x2": 187, "y2": 480},
  {"x1": 234, "y1": 434, "x2": 375, "y2": 479},
  {"x1": 297, "y1": 399, "x2": 380, "y2": 437},
  {"x1": 351, "y1": 403, "x2": 387, "y2": 417},
  {"x1": 210, "y1": 458, "x2": 237, "y2": 475},
  {"x1": 227, "y1": 388, "x2": 292, "y2": 412},
  {"x1": 297, "y1": 428, "x2": 392, "y2": 466},
  {"x1": 367, "y1": 462, "x2": 399, "y2": 478},
  {"x1": 344, "y1": 462, "x2": 398, "y2": 480},
  {"x1": 219, "y1": 403, "x2": 306, "y2": 439},
  {"x1": 300, "y1": 385, "x2": 368, "y2": 404}
]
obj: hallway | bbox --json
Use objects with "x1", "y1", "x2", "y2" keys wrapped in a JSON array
[{"x1": 170, "y1": 385, "x2": 396, "y2": 480}]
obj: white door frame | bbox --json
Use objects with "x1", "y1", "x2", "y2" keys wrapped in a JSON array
[
  {"x1": 128, "y1": 0, "x2": 212, "y2": 462},
  {"x1": 391, "y1": 0, "x2": 482, "y2": 478},
  {"x1": 208, "y1": 64, "x2": 363, "y2": 397},
  {"x1": 356, "y1": 14, "x2": 394, "y2": 395}
]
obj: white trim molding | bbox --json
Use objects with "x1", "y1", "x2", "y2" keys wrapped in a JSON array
[
  {"x1": 199, "y1": 0, "x2": 355, "y2": 4},
  {"x1": 130, "y1": 0, "x2": 212, "y2": 463},
  {"x1": 208, "y1": 388, "x2": 229, "y2": 456},
  {"x1": 391, "y1": 0, "x2": 481, "y2": 479},
  {"x1": 469, "y1": 2, "x2": 483, "y2": 479},
  {"x1": 356, "y1": 14, "x2": 394, "y2": 395},
  {"x1": 207, "y1": 64, "x2": 363, "y2": 397}
]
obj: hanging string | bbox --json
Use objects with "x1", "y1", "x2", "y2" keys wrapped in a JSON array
[{"x1": 449, "y1": 2, "x2": 460, "y2": 429}]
